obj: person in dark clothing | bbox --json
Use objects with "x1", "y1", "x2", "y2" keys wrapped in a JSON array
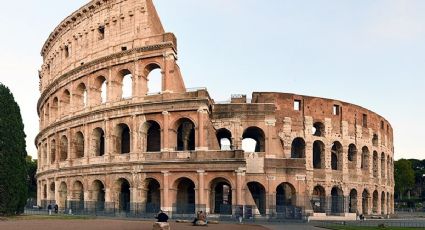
[
  {"x1": 54, "y1": 204, "x2": 59, "y2": 214},
  {"x1": 47, "y1": 204, "x2": 52, "y2": 215},
  {"x1": 156, "y1": 210, "x2": 169, "y2": 222}
]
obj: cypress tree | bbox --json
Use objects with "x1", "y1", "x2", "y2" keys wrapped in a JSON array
[{"x1": 0, "y1": 83, "x2": 28, "y2": 215}]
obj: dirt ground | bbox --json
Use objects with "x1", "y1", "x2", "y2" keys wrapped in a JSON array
[{"x1": 0, "y1": 219, "x2": 269, "y2": 230}]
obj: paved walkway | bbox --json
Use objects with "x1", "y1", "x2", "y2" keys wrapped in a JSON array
[{"x1": 264, "y1": 223, "x2": 321, "y2": 230}]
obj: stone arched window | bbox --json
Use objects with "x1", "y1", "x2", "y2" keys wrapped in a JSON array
[
  {"x1": 247, "y1": 182, "x2": 266, "y2": 215},
  {"x1": 74, "y1": 132, "x2": 85, "y2": 158},
  {"x1": 142, "y1": 121, "x2": 161, "y2": 152},
  {"x1": 119, "y1": 69, "x2": 133, "y2": 99},
  {"x1": 331, "y1": 141, "x2": 343, "y2": 171},
  {"x1": 381, "y1": 153, "x2": 386, "y2": 179},
  {"x1": 348, "y1": 144, "x2": 357, "y2": 170},
  {"x1": 144, "y1": 63, "x2": 162, "y2": 95},
  {"x1": 313, "y1": 140, "x2": 325, "y2": 169},
  {"x1": 60, "y1": 135, "x2": 68, "y2": 161},
  {"x1": 93, "y1": 76, "x2": 107, "y2": 105},
  {"x1": 50, "y1": 139, "x2": 56, "y2": 164},
  {"x1": 312, "y1": 122, "x2": 325, "y2": 137},
  {"x1": 373, "y1": 151, "x2": 379, "y2": 177},
  {"x1": 331, "y1": 187, "x2": 344, "y2": 214},
  {"x1": 60, "y1": 90, "x2": 71, "y2": 116},
  {"x1": 242, "y1": 127, "x2": 265, "y2": 153},
  {"x1": 176, "y1": 118, "x2": 195, "y2": 151},
  {"x1": 216, "y1": 128, "x2": 232, "y2": 151},
  {"x1": 44, "y1": 103, "x2": 50, "y2": 125},
  {"x1": 291, "y1": 137, "x2": 306, "y2": 158},
  {"x1": 372, "y1": 134, "x2": 379, "y2": 147},
  {"x1": 116, "y1": 123, "x2": 131, "y2": 154},
  {"x1": 74, "y1": 83, "x2": 88, "y2": 109},
  {"x1": 312, "y1": 185, "x2": 326, "y2": 213},
  {"x1": 51, "y1": 97, "x2": 59, "y2": 121},
  {"x1": 361, "y1": 146, "x2": 370, "y2": 170},
  {"x1": 92, "y1": 128, "x2": 105, "y2": 157}
]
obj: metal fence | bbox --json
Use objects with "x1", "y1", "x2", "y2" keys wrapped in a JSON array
[{"x1": 314, "y1": 220, "x2": 425, "y2": 228}]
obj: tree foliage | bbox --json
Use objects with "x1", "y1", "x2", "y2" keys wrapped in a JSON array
[
  {"x1": 394, "y1": 159, "x2": 415, "y2": 200},
  {"x1": 26, "y1": 156, "x2": 37, "y2": 199},
  {"x1": 0, "y1": 83, "x2": 28, "y2": 215}
]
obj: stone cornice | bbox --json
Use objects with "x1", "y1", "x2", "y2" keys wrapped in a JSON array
[{"x1": 38, "y1": 42, "x2": 175, "y2": 112}]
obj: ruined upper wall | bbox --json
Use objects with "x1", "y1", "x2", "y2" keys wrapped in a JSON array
[{"x1": 39, "y1": 0, "x2": 171, "y2": 92}]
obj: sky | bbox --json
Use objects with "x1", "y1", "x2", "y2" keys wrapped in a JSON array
[{"x1": 0, "y1": 0, "x2": 424, "y2": 160}]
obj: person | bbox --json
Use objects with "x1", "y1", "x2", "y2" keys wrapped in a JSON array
[
  {"x1": 192, "y1": 211, "x2": 201, "y2": 224},
  {"x1": 47, "y1": 203, "x2": 52, "y2": 215},
  {"x1": 54, "y1": 204, "x2": 58, "y2": 214},
  {"x1": 155, "y1": 210, "x2": 169, "y2": 223},
  {"x1": 193, "y1": 211, "x2": 207, "y2": 225}
]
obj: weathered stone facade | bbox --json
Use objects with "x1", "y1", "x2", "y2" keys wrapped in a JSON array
[{"x1": 36, "y1": 0, "x2": 394, "y2": 219}]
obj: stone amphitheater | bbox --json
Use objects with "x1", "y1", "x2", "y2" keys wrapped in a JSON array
[{"x1": 35, "y1": 0, "x2": 394, "y2": 220}]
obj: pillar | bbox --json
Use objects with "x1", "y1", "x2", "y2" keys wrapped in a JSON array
[
  {"x1": 197, "y1": 108, "x2": 208, "y2": 150},
  {"x1": 161, "y1": 171, "x2": 170, "y2": 212},
  {"x1": 236, "y1": 169, "x2": 245, "y2": 205},
  {"x1": 162, "y1": 111, "x2": 170, "y2": 151},
  {"x1": 197, "y1": 170, "x2": 205, "y2": 208}
]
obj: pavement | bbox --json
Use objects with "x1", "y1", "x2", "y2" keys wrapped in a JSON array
[{"x1": 263, "y1": 223, "x2": 321, "y2": 230}]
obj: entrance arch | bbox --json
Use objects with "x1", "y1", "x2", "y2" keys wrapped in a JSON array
[
  {"x1": 247, "y1": 182, "x2": 266, "y2": 215},
  {"x1": 175, "y1": 177, "x2": 196, "y2": 214},
  {"x1": 91, "y1": 180, "x2": 105, "y2": 211},
  {"x1": 331, "y1": 187, "x2": 344, "y2": 214},
  {"x1": 58, "y1": 182, "x2": 68, "y2": 210},
  {"x1": 176, "y1": 119, "x2": 195, "y2": 151},
  {"x1": 362, "y1": 189, "x2": 370, "y2": 215},
  {"x1": 115, "y1": 178, "x2": 131, "y2": 212},
  {"x1": 312, "y1": 185, "x2": 326, "y2": 213},
  {"x1": 349, "y1": 189, "x2": 358, "y2": 213},
  {"x1": 210, "y1": 178, "x2": 232, "y2": 214},
  {"x1": 145, "y1": 178, "x2": 161, "y2": 214}
]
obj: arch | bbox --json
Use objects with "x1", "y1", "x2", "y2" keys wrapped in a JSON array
[
  {"x1": 44, "y1": 103, "x2": 50, "y2": 125},
  {"x1": 115, "y1": 178, "x2": 131, "y2": 211},
  {"x1": 58, "y1": 182, "x2": 68, "y2": 209},
  {"x1": 373, "y1": 151, "x2": 379, "y2": 177},
  {"x1": 291, "y1": 137, "x2": 306, "y2": 158},
  {"x1": 92, "y1": 128, "x2": 105, "y2": 156},
  {"x1": 120, "y1": 69, "x2": 133, "y2": 99},
  {"x1": 312, "y1": 185, "x2": 326, "y2": 213},
  {"x1": 210, "y1": 177, "x2": 232, "y2": 214},
  {"x1": 348, "y1": 144, "x2": 357, "y2": 169},
  {"x1": 349, "y1": 189, "x2": 358, "y2": 213},
  {"x1": 144, "y1": 63, "x2": 162, "y2": 95},
  {"x1": 331, "y1": 187, "x2": 344, "y2": 214},
  {"x1": 74, "y1": 83, "x2": 88, "y2": 109},
  {"x1": 242, "y1": 126, "x2": 265, "y2": 152},
  {"x1": 216, "y1": 128, "x2": 232, "y2": 151},
  {"x1": 50, "y1": 139, "x2": 56, "y2": 164},
  {"x1": 276, "y1": 182, "x2": 296, "y2": 211},
  {"x1": 381, "y1": 191, "x2": 386, "y2": 215},
  {"x1": 52, "y1": 97, "x2": 59, "y2": 121},
  {"x1": 74, "y1": 131, "x2": 84, "y2": 158},
  {"x1": 361, "y1": 146, "x2": 370, "y2": 170},
  {"x1": 247, "y1": 182, "x2": 266, "y2": 215},
  {"x1": 372, "y1": 134, "x2": 379, "y2": 147},
  {"x1": 175, "y1": 177, "x2": 196, "y2": 214},
  {"x1": 49, "y1": 182, "x2": 55, "y2": 201},
  {"x1": 142, "y1": 121, "x2": 161, "y2": 152},
  {"x1": 93, "y1": 76, "x2": 107, "y2": 105},
  {"x1": 91, "y1": 180, "x2": 105, "y2": 211},
  {"x1": 72, "y1": 180, "x2": 84, "y2": 210},
  {"x1": 176, "y1": 118, "x2": 195, "y2": 151},
  {"x1": 145, "y1": 178, "x2": 161, "y2": 213},
  {"x1": 313, "y1": 141, "x2": 325, "y2": 169},
  {"x1": 312, "y1": 122, "x2": 325, "y2": 137},
  {"x1": 60, "y1": 89, "x2": 71, "y2": 116},
  {"x1": 331, "y1": 141, "x2": 343, "y2": 170},
  {"x1": 372, "y1": 190, "x2": 378, "y2": 214},
  {"x1": 362, "y1": 189, "x2": 370, "y2": 215},
  {"x1": 115, "y1": 123, "x2": 131, "y2": 154},
  {"x1": 60, "y1": 135, "x2": 68, "y2": 161},
  {"x1": 43, "y1": 184, "x2": 47, "y2": 199}
]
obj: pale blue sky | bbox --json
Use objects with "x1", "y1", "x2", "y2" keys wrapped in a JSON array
[{"x1": 0, "y1": 0, "x2": 424, "y2": 160}]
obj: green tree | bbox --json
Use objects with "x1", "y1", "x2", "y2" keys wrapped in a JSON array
[
  {"x1": 0, "y1": 83, "x2": 28, "y2": 215},
  {"x1": 26, "y1": 156, "x2": 37, "y2": 199},
  {"x1": 394, "y1": 159, "x2": 415, "y2": 200}
]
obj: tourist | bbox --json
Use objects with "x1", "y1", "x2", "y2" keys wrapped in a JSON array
[
  {"x1": 155, "y1": 210, "x2": 169, "y2": 223},
  {"x1": 54, "y1": 204, "x2": 58, "y2": 214},
  {"x1": 47, "y1": 203, "x2": 52, "y2": 215}
]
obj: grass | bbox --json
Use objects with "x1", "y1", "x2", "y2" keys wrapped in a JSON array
[{"x1": 322, "y1": 226, "x2": 425, "y2": 230}]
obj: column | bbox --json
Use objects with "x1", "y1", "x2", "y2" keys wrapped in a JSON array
[
  {"x1": 197, "y1": 108, "x2": 208, "y2": 150},
  {"x1": 236, "y1": 169, "x2": 245, "y2": 205},
  {"x1": 162, "y1": 111, "x2": 170, "y2": 151},
  {"x1": 161, "y1": 171, "x2": 170, "y2": 212},
  {"x1": 197, "y1": 170, "x2": 205, "y2": 209}
]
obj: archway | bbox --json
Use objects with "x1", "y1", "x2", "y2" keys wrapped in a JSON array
[
  {"x1": 331, "y1": 142, "x2": 342, "y2": 170},
  {"x1": 92, "y1": 128, "x2": 105, "y2": 156},
  {"x1": 94, "y1": 76, "x2": 107, "y2": 105},
  {"x1": 362, "y1": 189, "x2": 370, "y2": 215},
  {"x1": 247, "y1": 182, "x2": 266, "y2": 215},
  {"x1": 276, "y1": 183, "x2": 296, "y2": 213},
  {"x1": 348, "y1": 144, "x2": 357, "y2": 170},
  {"x1": 176, "y1": 119, "x2": 195, "y2": 151},
  {"x1": 312, "y1": 122, "x2": 325, "y2": 137},
  {"x1": 60, "y1": 135, "x2": 68, "y2": 161},
  {"x1": 331, "y1": 187, "x2": 344, "y2": 214},
  {"x1": 116, "y1": 179, "x2": 131, "y2": 212},
  {"x1": 50, "y1": 139, "x2": 56, "y2": 164},
  {"x1": 145, "y1": 64, "x2": 162, "y2": 95},
  {"x1": 210, "y1": 178, "x2": 232, "y2": 214},
  {"x1": 313, "y1": 141, "x2": 325, "y2": 169},
  {"x1": 216, "y1": 128, "x2": 232, "y2": 151},
  {"x1": 291, "y1": 138, "x2": 305, "y2": 158},
  {"x1": 75, "y1": 132, "x2": 84, "y2": 158},
  {"x1": 145, "y1": 121, "x2": 161, "y2": 152},
  {"x1": 381, "y1": 153, "x2": 386, "y2": 179},
  {"x1": 92, "y1": 180, "x2": 105, "y2": 211},
  {"x1": 58, "y1": 182, "x2": 67, "y2": 210},
  {"x1": 120, "y1": 69, "x2": 133, "y2": 99},
  {"x1": 312, "y1": 185, "x2": 326, "y2": 213},
  {"x1": 71, "y1": 181, "x2": 84, "y2": 213},
  {"x1": 361, "y1": 146, "x2": 370, "y2": 170},
  {"x1": 372, "y1": 190, "x2": 378, "y2": 214},
  {"x1": 373, "y1": 151, "x2": 378, "y2": 177},
  {"x1": 242, "y1": 127, "x2": 265, "y2": 152},
  {"x1": 381, "y1": 192, "x2": 386, "y2": 215},
  {"x1": 116, "y1": 124, "x2": 131, "y2": 154},
  {"x1": 60, "y1": 90, "x2": 71, "y2": 116},
  {"x1": 175, "y1": 178, "x2": 196, "y2": 214},
  {"x1": 75, "y1": 83, "x2": 88, "y2": 109},
  {"x1": 145, "y1": 179, "x2": 161, "y2": 214},
  {"x1": 349, "y1": 189, "x2": 358, "y2": 213}
]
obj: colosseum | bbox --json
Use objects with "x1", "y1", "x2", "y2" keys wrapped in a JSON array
[{"x1": 36, "y1": 0, "x2": 394, "y2": 220}]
